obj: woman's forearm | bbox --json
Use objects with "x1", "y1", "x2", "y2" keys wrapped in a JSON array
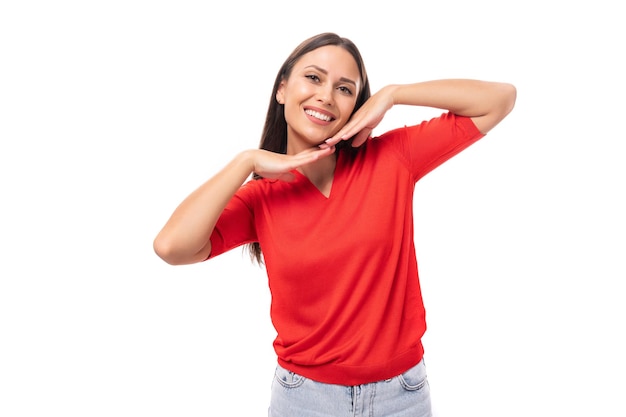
[
  {"x1": 387, "y1": 79, "x2": 517, "y2": 133},
  {"x1": 153, "y1": 150, "x2": 255, "y2": 265}
]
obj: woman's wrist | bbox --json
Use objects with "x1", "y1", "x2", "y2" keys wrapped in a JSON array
[
  {"x1": 234, "y1": 149, "x2": 258, "y2": 175},
  {"x1": 381, "y1": 84, "x2": 401, "y2": 106}
]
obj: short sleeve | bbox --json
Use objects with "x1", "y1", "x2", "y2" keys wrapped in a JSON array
[
  {"x1": 208, "y1": 181, "x2": 258, "y2": 259},
  {"x1": 378, "y1": 112, "x2": 484, "y2": 182}
]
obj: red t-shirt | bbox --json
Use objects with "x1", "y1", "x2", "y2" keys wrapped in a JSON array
[{"x1": 209, "y1": 112, "x2": 484, "y2": 385}]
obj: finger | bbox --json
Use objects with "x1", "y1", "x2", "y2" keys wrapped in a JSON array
[
  {"x1": 324, "y1": 137, "x2": 339, "y2": 147},
  {"x1": 312, "y1": 144, "x2": 336, "y2": 159},
  {"x1": 325, "y1": 119, "x2": 361, "y2": 146},
  {"x1": 293, "y1": 145, "x2": 335, "y2": 165},
  {"x1": 351, "y1": 128, "x2": 371, "y2": 147},
  {"x1": 324, "y1": 134, "x2": 345, "y2": 147}
]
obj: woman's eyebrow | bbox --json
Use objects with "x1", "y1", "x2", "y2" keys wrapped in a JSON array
[{"x1": 304, "y1": 65, "x2": 357, "y2": 87}]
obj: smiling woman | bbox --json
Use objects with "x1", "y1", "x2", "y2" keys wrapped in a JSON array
[
  {"x1": 153, "y1": 32, "x2": 516, "y2": 417},
  {"x1": 276, "y1": 46, "x2": 361, "y2": 153}
]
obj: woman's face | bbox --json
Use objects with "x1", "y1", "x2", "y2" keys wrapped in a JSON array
[{"x1": 277, "y1": 45, "x2": 361, "y2": 153}]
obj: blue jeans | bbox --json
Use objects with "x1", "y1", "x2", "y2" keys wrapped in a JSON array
[{"x1": 268, "y1": 359, "x2": 432, "y2": 417}]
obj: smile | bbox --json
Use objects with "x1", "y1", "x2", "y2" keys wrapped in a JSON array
[{"x1": 305, "y1": 109, "x2": 334, "y2": 122}]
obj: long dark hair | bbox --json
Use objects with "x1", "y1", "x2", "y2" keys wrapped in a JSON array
[{"x1": 247, "y1": 32, "x2": 372, "y2": 264}]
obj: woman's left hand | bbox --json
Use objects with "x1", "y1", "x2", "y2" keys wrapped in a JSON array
[{"x1": 325, "y1": 85, "x2": 396, "y2": 147}]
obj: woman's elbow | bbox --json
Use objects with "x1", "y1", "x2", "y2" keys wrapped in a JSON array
[
  {"x1": 153, "y1": 235, "x2": 179, "y2": 265},
  {"x1": 474, "y1": 83, "x2": 517, "y2": 134},
  {"x1": 153, "y1": 235, "x2": 209, "y2": 266},
  {"x1": 500, "y1": 82, "x2": 517, "y2": 116}
]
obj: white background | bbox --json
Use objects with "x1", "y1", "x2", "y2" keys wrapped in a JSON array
[{"x1": 1, "y1": 1, "x2": 624, "y2": 416}]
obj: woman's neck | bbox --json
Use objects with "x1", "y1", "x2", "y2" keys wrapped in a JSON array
[
  {"x1": 298, "y1": 152, "x2": 337, "y2": 197},
  {"x1": 287, "y1": 134, "x2": 337, "y2": 195}
]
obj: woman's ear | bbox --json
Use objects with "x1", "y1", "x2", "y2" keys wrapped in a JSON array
[{"x1": 276, "y1": 82, "x2": 285, "y2": 104}]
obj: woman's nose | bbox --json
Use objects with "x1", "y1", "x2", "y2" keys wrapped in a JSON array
[{"x1": 316, "y1": 85, "x2": 334, "y2": 105}]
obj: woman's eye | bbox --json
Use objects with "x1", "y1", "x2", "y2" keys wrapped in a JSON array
[
  {"x1": 338, "y1": 86, "x2": 353, "y2": 96},
  {"x1": 306, "y1": 74, "x2": 320, "y2": 82}
]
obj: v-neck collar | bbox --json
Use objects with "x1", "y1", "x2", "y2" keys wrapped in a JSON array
[{"x1": 293, "y1": 152, "x2": 342, "y2": 200}]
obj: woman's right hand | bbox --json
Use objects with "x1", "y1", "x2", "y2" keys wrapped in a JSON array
[{"x1": 249, "y1": 145, "x2": 336, "y2": 181}]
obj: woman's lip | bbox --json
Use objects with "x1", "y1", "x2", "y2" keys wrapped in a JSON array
[
  {"x1": 304, "y1": 107, "x2": 335, "y2": 123},
  {"x1": 305, "y1": 111, "x2": 332, "y2": 125}
]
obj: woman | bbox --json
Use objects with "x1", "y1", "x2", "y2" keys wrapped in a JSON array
[{"x1": 154, "y1": 32, "x2": 516, "y2": 416}]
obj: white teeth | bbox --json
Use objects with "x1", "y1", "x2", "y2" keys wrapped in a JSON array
[{"x1": 305, "y1": 109, "x2": 332, "y2": 122}]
